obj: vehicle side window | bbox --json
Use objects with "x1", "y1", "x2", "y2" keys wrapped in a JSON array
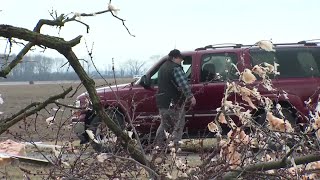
[
  {"x1": 297, "y1": 52, "x2": 319, "y2": 77},
  {"x1": 150, "y1": 56, "x2": 192, "y2": 85},
  {"x1": 150, "y1": 71, "x2": 159, "y2": 85},
  {"x1": 250, "y1": 48, "x2": 320, "y2": 78},
  {"x1": 312, "y1": 48, "x2": 320, "y2": 75},
  {"x1": 200, "y1": 53, "x2": 238, "y2": 82},
  {"x1": 182, "y1": 56, "x2": 192, "y2": 80},
  {"x1": 250, "y1": 51, "x2": 277, "y2": 79},
  {"x1": 250, "y1": 51, "x2": 276, "y2": 65}
]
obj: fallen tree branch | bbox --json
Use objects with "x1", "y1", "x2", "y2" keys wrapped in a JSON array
[
  {"x1": 0, "y1": 25, "x2": 81, "y2": 51},
  {"x1": 0, "y1": 17, "x2": 64, "y2": 78},
  {"x1": 0, "y1": 87, "x2": 72, "y2": 134},
  {"x1": 0, "y1": 10, "x2": 146, "y2": 174},
  {"x1": 34, "y1": 19, "x2": 64, "y2": 32},
  {"x1": 0, "y1": 6, "x2": 135, "y2": 78},
  {"x1": 222, "y1": 153, "x2": 320, "y2": 180},
  {"x1": 0, "y1": 42, "x2": 34, "y2": 78},
  {"x1": 59, "y1": 48, "x2": 150, "y2": 168},
  {"x1": 54, "y1": 101, "x2": 83, "y2": 110},
  {"x1": 0, "y1": 153, "x2": 52, "y2": 166},
  {"x1": 281, "y1": 143, "x2": 301, "y2": 163}
]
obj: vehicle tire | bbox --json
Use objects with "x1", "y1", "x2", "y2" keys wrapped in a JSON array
[
  {"x1": 87, "y1": 108, "x2": 125, "y2": 153},
  {"x1": 252, "y1": 105, "x2": 298, "y2": 150},
  {"x1": 274, "y1": 106, "x2": 298, "y2": 131},
  {"x1": 253, "y1": 106, "x2": 297, "y2": 131},
  {"x1": 252, "y1": 108, "x2": 267, "y2": 127}
]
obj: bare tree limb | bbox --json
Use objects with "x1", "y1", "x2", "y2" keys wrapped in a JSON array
[
  {"x1": 0, "y1": 8, "x2": 146, "y2": 174},
  {"x1": 59, "y1": 48, "x2": 150, "y2": 168},
  {"x1": 281, "y1": 143, "x2": 301, "y2": 163},
  {"x1": 0, "y1": 25, "x2": 81, "y2": 51},
  {"x1": 222, "y1": 153, "x2": 320, "y2": 180},
  {"x1": 65, "y1": 9, "x2": 134, "y2": 36},
  {"x1": 110, "y1": 11, "x2": 135, "y2": 37},
  {"x1": 0, "y1": 6, "x2": 134, "y2": 78},
  {"x1": 54, "y1": 101, "x2": 83, "y2": 110},
  {"x1": 34, "y1": 19, "x2": 64, "y2": 32},
  {"x1": 0, "y1": 42, "x2": 34, "y2": 78}
]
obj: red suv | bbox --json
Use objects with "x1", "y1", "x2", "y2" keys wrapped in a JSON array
[{"x1": 72, "y1": 41, "x2": 320, "y2": 144}]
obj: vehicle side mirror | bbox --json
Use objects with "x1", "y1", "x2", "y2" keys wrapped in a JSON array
[{"x1": 139, "y1": 75, "x2": 151, "y2": 89}]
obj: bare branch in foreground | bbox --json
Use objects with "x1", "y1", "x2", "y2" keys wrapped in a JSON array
[
  {"x1": 59, "y1": 48, "x2": 150, "y2": 168},
  {"x1": 223, "y1": 153, "x2": 320, "y2": 180},
  {"x1": 0, "y1": 6, "x2": 134, "y2": 78},
  {"x1": 104, "y1": 153, "x2": 160, "y2": 179}
]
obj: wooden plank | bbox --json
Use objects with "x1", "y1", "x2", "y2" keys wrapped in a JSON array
[{"x1": 0, "y1": 153, "x2": 52, "y2": 166}]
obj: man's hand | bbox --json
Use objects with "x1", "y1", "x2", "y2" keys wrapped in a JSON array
[{"x1": 190, "y1": 96, "x2": 196, "y2": 107}]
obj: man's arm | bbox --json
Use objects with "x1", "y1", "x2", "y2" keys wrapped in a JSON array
[{"x1": 173, "y1": 66, "x2": 192, "y2": 98}]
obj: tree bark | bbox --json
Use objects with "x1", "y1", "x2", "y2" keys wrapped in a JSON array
[
  {"x1": 223, "y1": 153, "x2": 320, "y2": 180},
  {"x1": 0, "y1": 25, "x2": 81, "y2": 51},
  {"x1": 59, "y1": 49, "x2": 149, "y2": 166}
]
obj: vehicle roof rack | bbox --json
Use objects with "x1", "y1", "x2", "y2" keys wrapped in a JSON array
[
  {"x1": 195, "y1": 40, "x2": 319, "y2": 51},
  {"x1": 195, "y1": 43, "x2": 243, "y2": 51},
  {"x1": 270, "y1": 42, "x2": 318, "y2": 47},
  {"x1": 297, "y1": 39, "x2": 320, "y2": 46},
  {"x1": 298, "y1": 39, "x2": 320, "y2": 44}
]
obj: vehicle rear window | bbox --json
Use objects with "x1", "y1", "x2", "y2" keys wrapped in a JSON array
[{"x1": 250, "y1": 47, "x2": 320, "y2": 78}]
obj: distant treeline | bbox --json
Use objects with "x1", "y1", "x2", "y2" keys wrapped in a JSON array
[{"x1": 0, "y1": 54, "x2": 144, "y2": 82}]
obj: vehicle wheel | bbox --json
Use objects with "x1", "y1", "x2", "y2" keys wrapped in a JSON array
[
  {"x1": 273, "y1": 106, "x2": 298, "y2": 131},
  {"x1": 87, "y1": 108, "x2": 125, "y2": 153},
  {"x1": 252, "y1": 108, "x2": 267, "y2": 127},
  {"x1": 253, "y1": 106, "x2": 297, "y2": 131},
  {"x1": 253, "y1": 106, "x2": 298, "y2": 150}
]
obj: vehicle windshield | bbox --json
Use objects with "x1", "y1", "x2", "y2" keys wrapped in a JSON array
[{"x1": 134, "y1": 55, "x2": 192, "y2": 86}]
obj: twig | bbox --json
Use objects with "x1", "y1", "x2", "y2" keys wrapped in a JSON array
[
  {"x1": 74, "y1": 19, "x2": 90, "y2": 33},
  {"x1": 281, "y1": 143, "x2": 301, "y2": 163},
  {"x1": 112, "y1": 58, "x2": 118, "y2": 91},
  {"x1": 108, "y1": 154, "x2": 160, "y2": 179},
  {"x1": 109, "y1": 11, "x2": 135, "y2": 37},
  {"x1": 0, "y1": 42, "x2": 34, "y2": 78},
  {"x1": 227, "y1": 169, "x2": 288, "y2": 179},
  {"x1": 223, "y1": 153, "x2": 320, "y2": 180},
  {"x1": 68, "y1": 82, "x2": 84, "y2": 98},
  {"x1": 54, "y1": 101, "x2": 83, "y2": 110}
]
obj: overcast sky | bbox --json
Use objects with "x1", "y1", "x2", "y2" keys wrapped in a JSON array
[{"x1": 1, "y1": 0, "x2": 320, "y2": 69}]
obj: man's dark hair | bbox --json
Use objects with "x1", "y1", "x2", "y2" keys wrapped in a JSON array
[{"x1": 168, "y1": 49, "x2": 183, "y2": 59}]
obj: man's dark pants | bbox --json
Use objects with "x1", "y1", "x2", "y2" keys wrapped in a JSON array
[{"x1": 154, "y1": 108, "x2": 185, "y2": 146}]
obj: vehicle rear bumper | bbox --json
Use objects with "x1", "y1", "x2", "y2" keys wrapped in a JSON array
[{"x1": 71, "y1": 110, "x2": 92, "y2": 144}]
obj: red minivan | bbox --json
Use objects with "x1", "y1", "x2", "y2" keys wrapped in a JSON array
[{"x1": 72, "y1": 41, "x2": 320, "y2": 146}]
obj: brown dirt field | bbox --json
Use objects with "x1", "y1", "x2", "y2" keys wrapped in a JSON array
[{"x1": 0, "y1": 78, "x2": 132, "y2": 142}]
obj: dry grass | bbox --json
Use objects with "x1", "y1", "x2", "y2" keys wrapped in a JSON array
[
  {"x1": 0, "y1": 163, "x2": 49, "y2": 179},
  {"x1": 0, "y1": 78, "x2": 132, "y2": 115}
]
